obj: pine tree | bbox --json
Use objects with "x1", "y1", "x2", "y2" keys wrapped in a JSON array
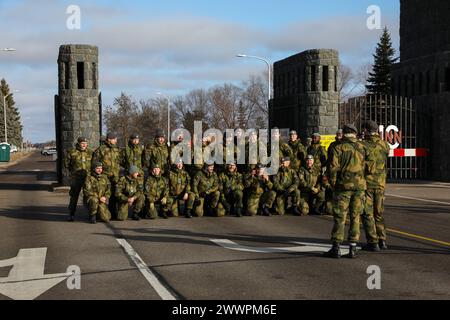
[
  {"x1": 366, "y1": 27, "x2": 398, "y2": 95},
  {"x1": 0, "y1": 79, "x2": 22, "y2": 146}
]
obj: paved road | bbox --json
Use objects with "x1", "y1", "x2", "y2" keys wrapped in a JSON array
[{"x1": 0, "y1": 152, "x2": 449, "y2": 300}]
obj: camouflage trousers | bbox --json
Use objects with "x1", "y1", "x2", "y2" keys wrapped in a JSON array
[
  {"x1": 68, "y1": 177, "x2": 86, "y2": 215},
  {"x1": 117, "y1": 194, "x2": 145, "y2": 221},
  {"x1": 246, "y1": 191, "x2": 276, "y2": 216},
  {"x1": 86, "y1": 197, "x2": 111, "y2": 222},
  {"x1": 168, "y1": 192, "x2": 195, "y2": 217},
  {"x1": 299, "y1": 190, "x2": 325, "y2": 216},
  {"x1": 365, "y1": 188, "x2": 387, "y2": 241},
  {"x1": 218, "y1": 190, "x2": 244, "y2": 216},
  {"x1": 108, "y1": 176, "x2": 118, "y2": 219},
  {"x1": 324, "y1": 188, "x2": 334, "y2": 215},
  {"x1": 193, "y1": 191, "x2": 221, "y2": 217},
  {"x1": 145, "y1": 195, "x2": 170, "y2": 219},
  {"x1": 274, "y1": 189, "x2": 301, "y2": 215},
  {"x1": 331, "y1": 190, "x2": 365, "y2": 243}
]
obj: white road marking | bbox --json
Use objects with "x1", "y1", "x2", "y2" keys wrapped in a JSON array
[
  {"x1": 386, "y1": 193, "x2": 450, "y2": 206},
  {"x1": 211, "y1": 239, "x2": 359, "y2": 255},
  {"x1": 0, "y1": 248, "x2": 71, "y2": 300},
  {"x1": 116, "y1": 238, "x2": 176, "y2": 300}
]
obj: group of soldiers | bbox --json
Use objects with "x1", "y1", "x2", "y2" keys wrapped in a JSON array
[{"x1": 64, "y1": 120, "x2": 390, "y2": 259}]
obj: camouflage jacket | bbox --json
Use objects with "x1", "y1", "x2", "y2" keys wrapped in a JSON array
[
  {"x1": 192, "y1": 169, "x2": 219, "y2": 196},
  {"x1": 116, "y1": 175, "x2": 145, "y2": 202},
  {"x1": 288, "y1": 140, "x2": 307, "y2": 170},
  {"x1": 279, "y1": 142, "x2": 294, "y2": 162},
  {"x1": 83, "y1": 172, "x2": 111, "y2": 199},
  {"x1": 145, "y1": 173, "x2": 169, "y2": 201},
  {"x1": 121, "y1": 142, "x2": 144, "y2": 173},
  {"x1": 219, "y1": 171, "x2": 244, "y2": 196},
  {"x1": 363, "y1": 134, "x2": 390, "y2": 190},
  {"x1": 64, "y1": 144, "x2": 93, "y2": 179},
  {"x1": 328, "y1": 136, "x2": 367, "y2": 191},
  {"x1": 298, "y1": 166, "x2": 321, "y2": 192},
  {"x1": 169, "y1": 167, "x2": 191, "y2": 197},
  {"x1": 307, "y1": 142, "x2": 328, "y2": 171},
  {"x1": 144, "y1": 140, "x2": 170, "y2": 174},
  {"x1": 93, "y1": 141, "x2": 121, "y2": 182},
  {"x1": 244, "y1": 173, "x2": 273, "y2": 196},
  {"x1": 273, "y1": 166, "x2": 300, "y2": 193}
]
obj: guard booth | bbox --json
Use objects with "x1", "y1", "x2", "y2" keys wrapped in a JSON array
[{"x1": 0, "y1": 143, "x2": 11, "y2": 162}]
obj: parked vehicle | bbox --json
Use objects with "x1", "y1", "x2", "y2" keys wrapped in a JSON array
[{"x1": 41, "y1": 147, "x2": 57, "y2": 156}]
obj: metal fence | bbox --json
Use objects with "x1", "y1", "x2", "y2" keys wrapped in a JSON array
[{"x1": 339, "y1": 95, "x2": 430, "y2": 180}]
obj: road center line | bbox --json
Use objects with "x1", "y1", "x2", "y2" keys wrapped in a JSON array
[
  {"x1": 386, "y1": 228, "x2": 450, "y2": 247},
  {"x1": 116, "y1": 238, "x2": 176, "y2": 300},
  {"x1": 386, "y1": 193, "x2": 450, "y2": 206}
]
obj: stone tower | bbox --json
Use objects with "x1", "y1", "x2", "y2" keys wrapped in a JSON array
[
  {"x1": 55, "y1": 44, "x2": 102, "y2": 185},
  {"x1": 391, "y1": 0, "x2": 450, "y2": 180},
  {"x1": 269, "y1": 49, "x2": 340, "y2": 139}
]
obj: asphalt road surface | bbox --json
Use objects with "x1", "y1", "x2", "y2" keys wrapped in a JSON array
[{"x1": 1, "y1": 152, "x2": 449, "y2": 300}]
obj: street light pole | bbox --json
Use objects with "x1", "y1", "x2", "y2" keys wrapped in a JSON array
[
  {"x1": 156, "y1": 92, "x2": 170, "y2": 146},
  {"x1": 2, "y1": 90, "x2": 20, "y2": 144},
  {"x1": 236, "y1": 54, "x2": 272, "y2": 103}
]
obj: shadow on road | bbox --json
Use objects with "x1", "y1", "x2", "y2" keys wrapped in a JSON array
[{"x1": 0, "y1": 205, "x2": 91, "y2": 222}]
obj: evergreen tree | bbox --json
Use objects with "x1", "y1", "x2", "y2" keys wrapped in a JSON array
[
  {"x1": 0, "y1": 79, "x2": 22, "y2": 146},
  {"x1": 366, "y1": 27, "x2": 398, "y2": 95}
]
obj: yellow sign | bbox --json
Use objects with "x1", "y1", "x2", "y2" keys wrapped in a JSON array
[{"x1": 320, "y1": 135, "x2": 336, "y2": 150}]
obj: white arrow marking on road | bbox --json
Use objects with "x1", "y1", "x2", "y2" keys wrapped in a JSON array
[
  {"x1": 0, "y1": 248, "x2": 71, "y2": 300},
  {"x1": 211, "y1": 239, "x2": 359, "y2": 255}
]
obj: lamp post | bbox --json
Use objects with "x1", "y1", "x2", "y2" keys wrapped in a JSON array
[
  {"x1": 2, "y1": 90, "x2": 20, "y2": 144},
  {"x1": 236, "y1": 54, "x2": 272, "y2": 103},
  {"x1": 156, "y1": 92, "x2": 170, "y2": 146}
]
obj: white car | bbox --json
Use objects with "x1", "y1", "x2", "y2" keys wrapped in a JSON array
[
  {"x1": 42, "y1": 147, "x2": 57, "y2": 156},
  {"x1": 10, "y1": 145, "x2": 18, "y2": 153}
]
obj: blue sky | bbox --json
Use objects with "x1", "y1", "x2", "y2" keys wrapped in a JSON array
[{"x1": 0, "y1": 0, "x2": 400, "y2": 142}]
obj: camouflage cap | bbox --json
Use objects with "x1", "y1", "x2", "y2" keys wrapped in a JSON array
[
  {"x1": 129, "y1": 165, "x2": 140, "y2": 174},
  {"x1": 129, "y1": 133, "x2": 140, "y2": 140},
  {"x1": 312, "y1": 133, "x2": 321, "y2": 138},
  {"x1": 152, "y1": 163, "x2": 161, "y2": 169},
  {"x1": 155, "y1": 129, "x2": 165, "y2": 138},
  {"x1": 343, "y1": 124, "x2": 358, "y2": 134},
  {"x1": 306, "y1": 155, "x2": 314, "y2": 160},
  {"x1": 106, "y1": 132, "x2": 117, "y2": 140},
  {"x1": 256, "y1": 163, "x2": 265, "y2": 169},
  {"x1": 363, "y1": 120, "x2": 379, "y2": 133},
  {"x1": 289, "y1": 130, "x2": 297, "y2": 135},
  {"x1": 281, "y1": 156, "x2": 290, "y2": 162},
  {"x1": 77, "y1": 137, "x2": 88, "y2": 143},
  {"x1": 94, "y1": 162, "x2": 103, "y2": 168},
  {"x1": 336, "y1": 129, "x2": 343, "y2": 134}
]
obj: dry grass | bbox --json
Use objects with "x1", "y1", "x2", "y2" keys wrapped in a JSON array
[{"x1": 9, "y1": 151, "x2": 32, "y2": 162}]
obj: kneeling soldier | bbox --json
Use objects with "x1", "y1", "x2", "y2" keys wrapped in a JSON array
[
  {"x1": 145, "y1": 164, "x2": 170, "y2": 219},
  {"x1": 192, "y1": 163, "x2": 220, "y2": 217},
  {"x1": 298, "y1": 155, "x2": 325, "y2": 215},
  {"x1": 272, "y1": 157, "x2": 301, "y2": 215},
  {"x1": 244, "y1": 164, "x2": 276, "y2": 216},
  {"x1": 218, "y1": 162, "x2": 244, "y2": 217},
  {"x1": 168, "y1": 160, "x2": 195, "y2": 218},
  {"x1": 116, "y1": 165, "x2": 145, "y2": 221},
  {"x1": 83, "y1": 162, "x2": 111, "y2": 224}
]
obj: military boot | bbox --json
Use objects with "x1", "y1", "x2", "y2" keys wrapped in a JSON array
[
  {"x1": 222, "y1": 201, "x2": 231, "y2": 215},
  {"x1": 261, "y1": 205, "x2": 271, "y2": 217},
  {"x1": 68, "y1": 212, "x2": 75, "y2": 222},
  {"x1": 90, "y1": 215, "x2": 97, "y2": 224},
  {"x1": 363, "y1": 243, "x2": 380, "y2": 252},
  {"x1": 379, "y1": 239, "x2": 388, "y2": 250},
  {"x1": 323, "y1": 242, "x2": 341, "y2": 259},
  {"x1": 292, "y1": 206, "x2": 301, "y2": 216},
  {"x1": 185, "y1": 208, "x2": 193, "y2": 219},
  {"x1": 235, "y1": 207, "x2": 243, "y2": 217},
  {"x1": 132, "y1": 213, "x2": 140, "y2": 221},
  {"x1": 347, "y1": 243, "x2": 358, "y2": 258},
  {"x1": 161, "y1": 211, "x2": 168, "y2": 219}
]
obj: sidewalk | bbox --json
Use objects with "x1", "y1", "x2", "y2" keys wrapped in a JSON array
[{"x1": 0, "y1": 151, "x2": 34, "y2": 169}]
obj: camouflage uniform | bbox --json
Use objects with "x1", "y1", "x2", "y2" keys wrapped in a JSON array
[
  {"x1": 144, "y1": 170, "x2": 170, "y2": 219},
  {"x1": 272, "y1": 165, "x2": 301, "y2": 215},
  {"x1": 191, "y1": 167, "x2": 221, "y2": 217},
  {"x1": 308, "y1": 142, "x2": 328, "y2": 173},
  {"x1": 93, "y1": 141, "x2": 121, "y2": 217},
  {"x1": 83, "y1": 169, "x2": 111, "y2": 222},
  {"x1": 243, "y1": 172, "x2": 276, "y2": 216},
  {"x1": 298, "y1": 165, "x2": 324, "y2": 215},
  {"x1": 288, "y1": 139, "x2": 307, "y2": 171},
  {"x1": 115, "y1": 175, "x2": 145, "y2": 221},
  {"x1": 64, "y1": 144, "x2": 93, "y2": 216},
  {"x1": 324, "y1": 138, "x2": 343, "y2": 215},
  {"x1": 217, "y1": 168, "x2": 244, "y2": 216},
  {"x1": 168, "y1": 165, "x2": 195, "y2": 217},
  {"x1": 121, "y1": 141, "x2": 144, "y2": 175},
  {"x1": 363, "y1": 134, "x2": 390, "y2": 243},
  {"x1": 144, "y1": 139, "x2": 170, "y2": 175},
  {"x1": 328, "y1": 135, "x2": 367, "y2": 244}
]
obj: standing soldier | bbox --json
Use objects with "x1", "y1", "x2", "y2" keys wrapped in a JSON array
[
  {"x1": 323, "y1": 129, "x2": 344, "y2": 215},
  {"x1": 115, "y1": 165, "x2": 145, "y2": 221},
  {"x1": 144, "y1": 164, "x2": 170, "y2": 219},
  {"x1": 168, "y1": 159, "x2": 195, "y2": 218},
  {"x1": 144, "y1": 129, "x2": 170, "y2": 176},
  {"x1": 298, "y1": 155, "x2": 325, "y2": 215},
  {"x1": 218, "y1": 162, "x2": 244, "y2": 217},
  {"x1": 64, "y1": 137, "x2": 93, "y2": 221},
  {"x1": 307, "y1": 133, "x2": 328, "y2": 173},
  {"x1": 288, "y1": 130, "x2": 307, "y2": 171},
  {"x1": 272, "y1": 157, "x2": 301, "y2": 216},
  {"x1": 93, "y1": 133, "x2": 121, "y2": 219},
  {"x1": 325, "y1": 124, "x2": 367, "y2": 259},
  {"x1": 192, "y1": 163, "x2": 220, "y2": 217},
  {"x1": 83, "y1": 162, "x2": 111, "y2": 224},
  {"x1": 244, "y1": 164, "x2": 276, "y2": 216},
  {"x1": 121, "y1": 133, "x2": 144, "y2": 177},
  {"x1": 273, "y1": 127, "x2": 293, "y2": 163},
  {"x1": 362, "y1": 120, "x2": 390, "y2": 251}
]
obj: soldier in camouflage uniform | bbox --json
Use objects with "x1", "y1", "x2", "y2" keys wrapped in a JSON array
[
  {"x1": 168, "y1": 159, "x2": 195, "y2": 218},
  {"x1": 273, "y1": 127, "x2": 293, "y2": 163},
  {"x1": 323, "y1": 129, "x2": 344, "y2": 215},
  {"x1": 307, "y1": 133, "x2": 328, "y2": 173},
  {"x1": 244, "y1": 164, "x2": 276, "y2": 216},
  {"x1": 144, "y1": 164, "x2": 170, "y2": 219},
  {"x1": 144, "y1": 129, "x2": 170, "y2": 176},
  {"x1": 218, "y1": 163, "x2": 244, "y2": 217},
  {"x1": 64, "y1": 137, "x2": 93, "y2": 221},
  {"x1": 115, "y1": 166, "x2": 145, "y2": 221},
  {"x1": 83, "y1": 162, "x2": 111, "y2": 224},
  {"x1": 288, "y1": 130, "x2": 307, "y2": 171},
  {"x1": 272, "y1": 157, "x2": 301, "y2": 215},
  {"x1": 121, "y1": 133, "x2": 144, "y2": 177},
  {"x1": 93, "y1": 133, "x2": 121, "y2": 219},
  {"x1": 362, "y1": 120, "x2": 390, "y2": 251},
  {"x1": 192, "y1": 163, "x2": 221, "y2": 217},
  {"x1": 324, "y1": 124, "x2": 368, "y2": 259},
  {"x1": 298, "y1": 155, "x2": 325, "y2": 216}
]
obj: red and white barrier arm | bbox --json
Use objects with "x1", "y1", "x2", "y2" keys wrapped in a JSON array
[{"x1": 389, "y1": 148, "x2": 428, "y2": 157}]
